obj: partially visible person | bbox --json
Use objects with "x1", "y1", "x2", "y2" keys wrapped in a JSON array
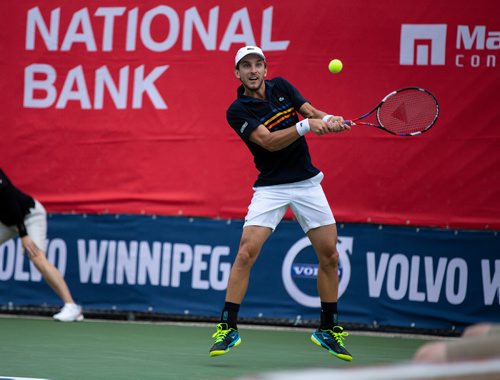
[
  {"x1": 413, "y1": 323, "x2": 500, "y2": 363},
  {"x1": 0, "y1": 168, "x2": 83, "y2": 322}
]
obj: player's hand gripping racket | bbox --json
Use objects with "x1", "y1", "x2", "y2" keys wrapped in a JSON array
[{"x1": 346, "y1": 87, "x2": 439, "y2": 136}]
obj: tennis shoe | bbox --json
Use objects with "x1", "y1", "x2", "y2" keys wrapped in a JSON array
[
  {"x1": 209, "y1": 323, "x2": 241, "y2": 357},
  {"x1": 53, "y1": 303, "x2": 84, "y2": 322},
  {"x1": 311, "y1": 326, "x2": 352, "y2": 361}
]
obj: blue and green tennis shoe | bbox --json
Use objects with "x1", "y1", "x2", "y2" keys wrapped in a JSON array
[
  {"x1": 209, "y1": 323, "x2": 241, "y2": 357},
  {"x1": 311, "y1": 325, "x2": 353, "y2": 361}
]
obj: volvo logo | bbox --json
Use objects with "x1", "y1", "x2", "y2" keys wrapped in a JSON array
[{"x1": 281, "y1": 236, "x2": 353, "y2": 307}]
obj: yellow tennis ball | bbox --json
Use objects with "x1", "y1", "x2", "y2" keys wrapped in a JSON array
[{"x1": 328, "y1": 59, "x2": 343, "y2": 74}]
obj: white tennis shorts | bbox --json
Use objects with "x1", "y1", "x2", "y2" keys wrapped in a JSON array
[
  {"x1": 244, "y1": 172, "x2": 336, "y2": 233},
  {"x1": 0, "y1": 200, "x2": 47, "y2": 249}
]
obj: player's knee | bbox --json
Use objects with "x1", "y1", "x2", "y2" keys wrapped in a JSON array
[
  {"x1": 29, "y1": 252, "x2": 49, "y2": 271},
  {"x1": 234, "y1": 247, "x2": 258, "y2": 269},
  {"x1": 318, "y1": 249, "x2": 339, "y2": 269}
]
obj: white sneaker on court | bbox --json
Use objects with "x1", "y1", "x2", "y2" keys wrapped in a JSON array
[{"x1": 53, "y1": 303, "x2": 84, "y2": 322}]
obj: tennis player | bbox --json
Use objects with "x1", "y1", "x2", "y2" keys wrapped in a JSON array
[
  {"x1": 0, "y1": 168, "x2": 83, "y2": 322},
  {"x1": 209, "y1": 46, "x2": 352, "y2": 361}
]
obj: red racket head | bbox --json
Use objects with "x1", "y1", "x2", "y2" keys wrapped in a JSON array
[{"x1": 377, "y1": 88, "x2": 439, "y2": 136}]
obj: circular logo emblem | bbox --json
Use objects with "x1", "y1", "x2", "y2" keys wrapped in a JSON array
[{"x1": 281, "y1": 236, "x2": 352, "y2": 307}]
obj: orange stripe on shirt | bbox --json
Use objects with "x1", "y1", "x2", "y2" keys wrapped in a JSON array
[{"x1": 264, "y1": 107, "x2": 295, "y2": 130}]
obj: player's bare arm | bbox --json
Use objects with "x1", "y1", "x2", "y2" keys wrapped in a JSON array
[
  {"x1": 21, "y1": 235, "x2": 41, "y2": 258},
  {"x1": 248, "y1": 124, "x2": 300, "y2": 152},
  {"x1": 249, "y1": 109, "x2": 350, "y2": 151},
  {"x1": 299, "y1": 102, "x2": 351, "y2": 133}
]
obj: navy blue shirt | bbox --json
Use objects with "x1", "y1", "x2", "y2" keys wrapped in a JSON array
[{"x1": 226, "y1": 77, "x2": 320, "y2": 187}]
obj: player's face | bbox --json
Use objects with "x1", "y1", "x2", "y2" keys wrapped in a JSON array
[{"x1": 235, "y1": 55, "x2": 267, "y2": 93}]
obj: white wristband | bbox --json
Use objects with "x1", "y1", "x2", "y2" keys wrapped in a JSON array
[
  {"x1": 295, "y1": 119, "x2": 310, "y2": 136},
  {"x1": 322, "y1": 114, "x2": 335, "y2": 123}
]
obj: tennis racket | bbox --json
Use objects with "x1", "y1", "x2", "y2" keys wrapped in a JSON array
[{"x1": 346, "y1": 87, "x2": 439, "y2": 136}]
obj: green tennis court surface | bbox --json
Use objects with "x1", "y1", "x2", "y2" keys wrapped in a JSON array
[{"x1": 0, "y1": 316, "x2": 431, "y2": 380}]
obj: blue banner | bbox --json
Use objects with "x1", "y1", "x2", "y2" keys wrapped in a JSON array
[{"x1": 1, "y1": 214, "x2": 499, "y2": 330}]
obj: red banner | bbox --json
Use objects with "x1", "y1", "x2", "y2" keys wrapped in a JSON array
[{"x1": 1, "y1": 0, "x2": 499, "y2": 229}]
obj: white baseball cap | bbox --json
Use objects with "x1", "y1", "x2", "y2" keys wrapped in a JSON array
[{"x1": 234, "y1": 46, "x2": 266, "y2": 67}]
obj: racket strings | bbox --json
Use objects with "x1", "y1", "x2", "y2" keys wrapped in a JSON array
[{"x1": 378, "y1": 89, "x2": 438, "y2": 135}]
